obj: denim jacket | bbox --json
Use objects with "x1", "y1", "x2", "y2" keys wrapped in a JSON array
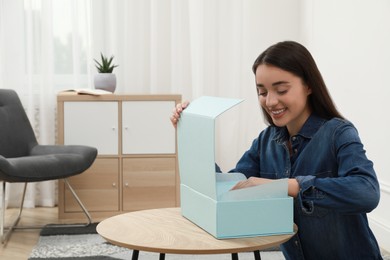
[{"x1": 231, "y1": 114, "x2": 382, "y2": 260}]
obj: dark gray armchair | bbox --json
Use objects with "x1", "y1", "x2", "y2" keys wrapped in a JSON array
[{"x1": 0, "y1": 89, "x2": 97, "y2": 243}]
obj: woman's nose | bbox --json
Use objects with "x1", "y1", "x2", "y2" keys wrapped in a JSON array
[{"x1": 265, "y1": 92, "x2": 278, "y2": 107}]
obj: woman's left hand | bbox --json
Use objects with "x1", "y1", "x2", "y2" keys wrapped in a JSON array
[
  {"x1": 230, "y1": 177, "x2": 272, "y2": 190},
  {"x1": 231, "y1": 177, "x2": 300, "y2": 198}
]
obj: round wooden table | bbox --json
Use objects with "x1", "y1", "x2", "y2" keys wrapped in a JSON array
[{"x1": 97, "y1": 207, "x2": 296, "y2": 260}]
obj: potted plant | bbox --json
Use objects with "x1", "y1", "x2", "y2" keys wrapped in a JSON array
[{"x1": 93, "y1": 53, "x2": 119, "y2": 93}]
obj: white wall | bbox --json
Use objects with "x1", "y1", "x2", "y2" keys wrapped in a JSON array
[
  {"x1": 215, "y1": 0, "x2": 302, "y2": 171},
  {"x1": 300, "y1": 0, "x2": 390, "y2": 252}
]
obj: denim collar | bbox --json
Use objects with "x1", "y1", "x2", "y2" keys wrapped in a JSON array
[{"x1": 273, "y1": 114, "x2": 327, "y2": 143}]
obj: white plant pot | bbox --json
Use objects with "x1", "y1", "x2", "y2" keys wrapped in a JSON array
[{"x1": 94, "y1": 73, "x2": 117, "y2": 93}]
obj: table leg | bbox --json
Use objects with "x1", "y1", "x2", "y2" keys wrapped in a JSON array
[
  {"x1": 254, "y1": 250, "x2": 261, "y2": 260},
  {"x1": 131, "y1": 250, "x2": 139, "y2": 260},
  {"x1": 231, "y1": 253, "x2": 239, "y2": 260},
  {"x1": 159, "y1": 253, "x2": 165, "y2": 260}
]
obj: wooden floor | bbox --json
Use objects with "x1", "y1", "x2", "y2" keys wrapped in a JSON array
[{"x1": 0, "y1": 207, "x2": 58, "y2": 260}]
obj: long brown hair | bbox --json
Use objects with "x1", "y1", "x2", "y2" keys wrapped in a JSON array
[{"x1": 252, "y1": 41, "x2": 343, "y2": 125}]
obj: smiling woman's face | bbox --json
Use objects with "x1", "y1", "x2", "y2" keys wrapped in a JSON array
[{"x1": 256, "y1": 64, "x2": 312, "y2": 136}]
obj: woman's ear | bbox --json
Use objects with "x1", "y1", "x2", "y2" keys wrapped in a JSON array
[{"x1": 306, "y1": 85, "x2": 312, "y2": 95}]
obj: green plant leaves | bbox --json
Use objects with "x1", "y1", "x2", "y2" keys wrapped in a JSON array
[{"x1": 94, "y1": 53, "x2": 118, "y2": 73}]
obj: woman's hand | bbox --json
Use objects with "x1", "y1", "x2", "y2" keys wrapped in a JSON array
[
  {"x1": 170, "y1": 101, "x2": 190, "y2": 128},
  {"x1": 231, "y1": 177, "x2": 300, "y2": 198},
  {"x1": 230, "y1": 177, "x2": 272, "y2": 190}
]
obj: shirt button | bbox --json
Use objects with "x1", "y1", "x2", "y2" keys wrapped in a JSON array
[
  {"x1": 294, "y1": 149, "x2": 298, "y2": 153},
  {"x1": 291, "y1": 136, "x2": 297, "y2": 142},
  {"x1": 295, "y1": 240, "x2": 299, "y2": 247}
]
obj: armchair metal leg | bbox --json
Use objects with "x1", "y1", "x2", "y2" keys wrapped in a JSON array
[
  {"x1": 38, "y1": 179, "x2": 92, "y2": 228},
  {"x1": 62, "y1": 178, "x2": 92, "y2": 226},
  {"x1": 1, "y1": 182, "x2": 27, "y2": 243},
  {"x1": 1, "y1": 178, "x2": 92, "y2": 244}
]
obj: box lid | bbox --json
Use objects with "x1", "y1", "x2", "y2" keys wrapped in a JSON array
[{"x1": 177, "y1": 96, "x2": 244, "y2": 200}]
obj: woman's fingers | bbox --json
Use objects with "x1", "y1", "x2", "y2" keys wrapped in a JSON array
[
  {"x1": 170, "y1": 101, "x2": 190, "y2": 128},
  {"x1": 230, "y1": 177, "x2": 272, "y2": 190}
]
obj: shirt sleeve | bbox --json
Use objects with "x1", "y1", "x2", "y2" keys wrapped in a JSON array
[
  {"x1": 228, "y1": 137, "x2": 261, "y2": 178},
  {"x1": 295, "y1": 123, "x2": 380, "y2": 214}
]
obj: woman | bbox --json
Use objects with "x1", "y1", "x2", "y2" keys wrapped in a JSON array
[{"x1": 171, "y1": 41, "x2": 382, "y2": 260}]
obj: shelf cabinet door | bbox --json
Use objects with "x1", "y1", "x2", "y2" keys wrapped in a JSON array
[
  {"x1": 64, "y1": 101, "x2": 119, "y2": 155},
  {"x1": 122, "y1": 157, "x2": 176, "y2": 211},
  {"x1": 64, "y1": 158, "x2": 120, "y2": 212},
  {"x1": 122, "y1": 101, "x2": 175, "y2": 154}
]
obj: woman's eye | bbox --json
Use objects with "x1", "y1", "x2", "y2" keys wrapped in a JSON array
[
  {"x1": 256, "y1": 88, "x2": 267, "y2": 96},
  {"x1": 277, "y1": 90, "x2": 287, "y2": 95}
]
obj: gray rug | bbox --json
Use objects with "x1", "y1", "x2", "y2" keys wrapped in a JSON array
[{"x1": 29, "y1": 224, "x2": 285, "y2": 260}]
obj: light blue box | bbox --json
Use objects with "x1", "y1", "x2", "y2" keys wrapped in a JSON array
[{"x1": 177, "y1": 96, "x2": 293, "y2": 239}]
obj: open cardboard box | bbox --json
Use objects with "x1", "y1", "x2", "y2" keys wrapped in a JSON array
[{"x1": 177, "y1": 96, "x2": 293, "y2": 239}]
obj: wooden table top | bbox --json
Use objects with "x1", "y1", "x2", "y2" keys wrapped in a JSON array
[{"x1": 97, "y1": 207, "x2": 296, "y2": 255}]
